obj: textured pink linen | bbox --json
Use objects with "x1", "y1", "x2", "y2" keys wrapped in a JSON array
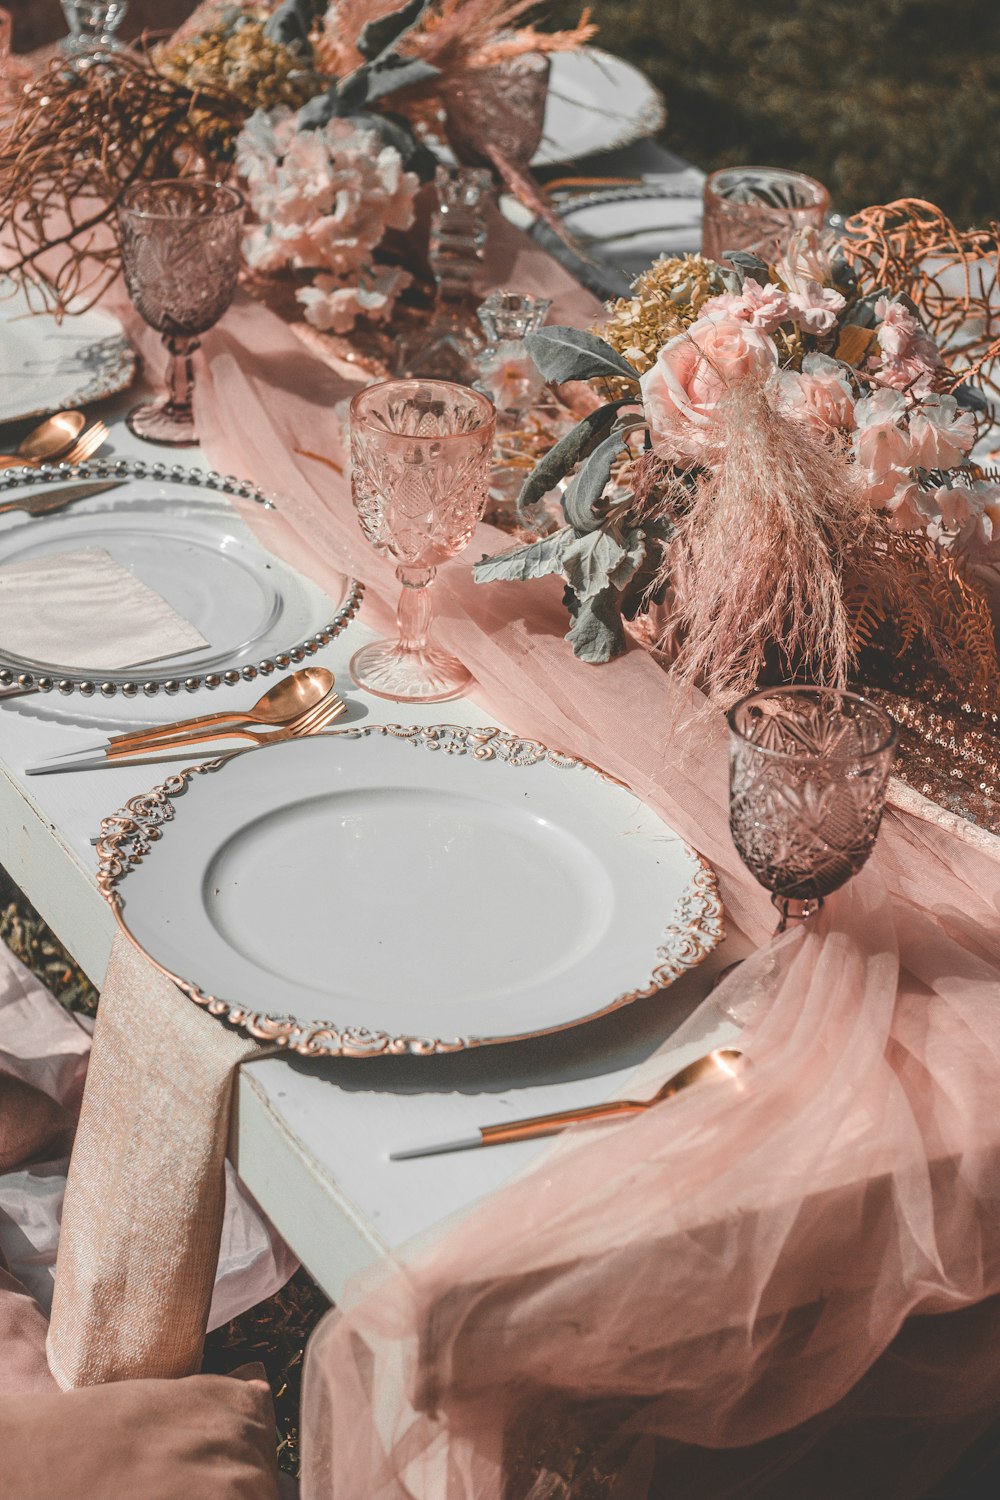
[{"x1": 134, "y1": 281, "x2": 1000, "y2": 1495}]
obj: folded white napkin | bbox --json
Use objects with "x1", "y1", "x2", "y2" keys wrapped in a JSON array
[{"x1": 0, "y1": 547, "x2": 208, "y2": 672}]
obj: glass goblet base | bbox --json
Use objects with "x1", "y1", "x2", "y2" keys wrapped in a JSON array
[
  {"x1": 349, "y1": 638, "x2": 471, "y2": 703},
  {"x1": 126, "y1": 397, "x2": 198, "y2": 448}
]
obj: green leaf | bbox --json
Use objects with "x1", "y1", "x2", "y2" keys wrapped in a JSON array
[
  {"x1": 563, "y1": 429, "x2": 628, "y2": 532},
  {"x1": 524, "y1": 327, "x2": 641, "y2": 386},
  {"x1": 518, "y1": 399, "x2": 635, "y2": 512},
  {"x1": 357, "y1": 0, "x2": 430, "y2": 61},
  {"x1": 472, "y1": 529, "x2": 574, "y2": 586},
  {"x1": 565, "y1": 589, "x2": 628, "y2": 662}
]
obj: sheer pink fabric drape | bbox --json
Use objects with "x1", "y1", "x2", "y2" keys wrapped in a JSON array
[{"x1": 116, "y1": 252, "x2": 1000, "y2": 1494}]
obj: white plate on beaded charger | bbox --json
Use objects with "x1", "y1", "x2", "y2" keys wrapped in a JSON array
[
  {"x1": 0, "y1": 278, "x2": 137, "y2": 424},
  {"x1": 0, "y1": 460, "x2": 362, "y2": 699},
  {"x1": 99, "y1": 726, "x2": 724, "y2": 1058}
]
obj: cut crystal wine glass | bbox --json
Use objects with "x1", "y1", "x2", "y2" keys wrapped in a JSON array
[
  {"x1": 349, "y1": 379, "x2": 496, "y2": 703},
  {"x1": 728, "y1": 686, "x2": 897, "y2": 932},
  {"x1": 701, "y1": 166, "x2": 829, "y2": 266},
  {"x1": 117, "y1": 179, "x2": 244, "y2": 447}
]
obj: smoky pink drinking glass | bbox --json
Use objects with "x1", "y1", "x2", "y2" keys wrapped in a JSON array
[
  {"x1": 349, "y1": 379, "x2": 496, "y2": 703},
  {"x1": 701, "y1": 166, "x2": 829, "y2": 266},
  {"x1": 117, "y1": 179, "x2": 245, "y2": 447},
  {"x1": 728, "y1": 686, "x2": 897, "y2": 932}
]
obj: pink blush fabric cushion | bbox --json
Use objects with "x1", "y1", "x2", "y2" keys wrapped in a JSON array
[{"x1": 0, "y1": 1363, "x2": 281, "y2": 1500}]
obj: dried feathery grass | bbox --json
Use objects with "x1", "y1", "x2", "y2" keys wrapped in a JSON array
[
  {"x1": 0, "y1": 52, "x2": 245, "y2": 314},
  {"x1": 317, "y1": 0, "x2": 595, "y2": 84},
  {"x1": 846, "y1": 199, "x2": 1000, "y2": 401},
  {"x1": 651, "y1": 378, "x2": 870, "y2": 700}
]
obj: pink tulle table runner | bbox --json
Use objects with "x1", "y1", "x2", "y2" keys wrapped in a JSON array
[
  {"x1": 113, "y1": 241, "x2": 1000, "y2": 1493},
  {"x1": 61, "y1": 218, "x2": 1000, "y2": 1490}
]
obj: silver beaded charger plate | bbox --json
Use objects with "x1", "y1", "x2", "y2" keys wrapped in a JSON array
[
  {"x1": 0, "y1": 279, "x2": 137, "y2": 424},
  {"x1": 0, "y1": 461, "x2": 362, "y2": 697},
  {"x1": 98, "y1": 726, "x2": 724, "y2": 1058}
]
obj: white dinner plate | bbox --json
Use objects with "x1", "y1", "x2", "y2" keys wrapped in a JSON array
[
  {"x1": 0, "y1": 279, "x2": 137, "y2": 425},
  {"x1": 101, "y1": 726, "x2": 724, "y2": 1057},
  {"x1": 0, "y1": 461, "x2": 361, "y2": 696},
  {"x1": 535, "y1": 49, "x2": 667, "y2": 166}
]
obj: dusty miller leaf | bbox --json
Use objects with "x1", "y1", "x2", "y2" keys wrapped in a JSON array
[
  {"x1": 357, "y1": 0, "x2": 430, "y2": 60},
  {"x1": 524, "y1": 326, "x2": 641, "y2": 386},
  {"x1": 263, "y1": 0, "x2": 325, "y2": 50},
  {"x1": 561, "y1": 528, "x2": 646, "y2": 603},
  {"x1": 337, "y1": 55, "x2": 438, "y2": 112},
  {"x1": 723, "y1": 250, "x2": 770, "y2": 285},
  {"x1": 563, "y1": 429, "x2": 628, "y2": 532},
  {"x1": 472, "y1": 529, "x2": 574, "y2": 586},
  {"x1": 518, "y1": 399, "x2": 634, "y2": 512},
  {"x1": 565, "y1": 590, "x2": 628, "y2": 662}
]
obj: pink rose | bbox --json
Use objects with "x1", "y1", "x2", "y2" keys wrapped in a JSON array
[
  {"x1": 777, "y1": 354, "x2": 855, "y2": 433},
  {"x1": 641, "y1": 313, "x2": 778, "y2": 456}
]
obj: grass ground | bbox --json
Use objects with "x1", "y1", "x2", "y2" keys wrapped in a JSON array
[{"x1": 546, "y1": 0, "x2": 1000, "y2": 226}]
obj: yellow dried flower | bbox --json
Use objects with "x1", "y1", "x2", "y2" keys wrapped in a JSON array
[
  {"x1": 154, "y1": 17, "x2": 322, "y2": 121},
  {"x1": 596, "y1": 254, "x2": 729, "y2": 374}
]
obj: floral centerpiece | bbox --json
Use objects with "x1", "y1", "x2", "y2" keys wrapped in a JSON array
[
  {"x1": 474, "y1": 215, "x2": 1000, "y2": 710},
  {"x1": 0, "y1": 0, "x2": 592, "y2": 323}
]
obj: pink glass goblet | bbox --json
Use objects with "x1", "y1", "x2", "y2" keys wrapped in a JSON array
[
  {"x1": 117, "y1": 179, "x2": 244, "y2": 447},
  {"x1": 349, "y1": 379, "x2": 496, "y2": 703},
  {"x1": 701, "y1": 166, "x2": 829, "y2": 266},
  {"x1": 728, "y1": 686, "x2": 897, "y2": 933}
]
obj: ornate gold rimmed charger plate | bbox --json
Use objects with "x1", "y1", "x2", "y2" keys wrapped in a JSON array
[
  {"x1": 0, "y1": 460, "x2": 362, "y2": 697},
  {"x1": 98, "y1": 726, "x2": 724, "y2": 1057}
]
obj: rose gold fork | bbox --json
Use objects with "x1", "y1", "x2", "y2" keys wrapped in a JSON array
[
  {"x1": 60, "y1": 422, "x2": 109, "y2": 466},
  {"x1": 102, "y1": 691, "x2": 348, "y2": 760}
]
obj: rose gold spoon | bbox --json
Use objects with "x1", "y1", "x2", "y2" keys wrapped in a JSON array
[
  {"x1": 0, "y1": 410, "x2": 86, "y2": 469},
  {"x1": 392, "y1": 1049, "x2": 748, "y2": 1159}
]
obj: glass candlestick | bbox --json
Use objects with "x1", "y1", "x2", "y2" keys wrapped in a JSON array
[
  {"x1": 399, "y1": 166, "x2": 492, "y2": 383},
  {"x1": 474, "y1": 290, "x2": 551, "y2": 525},
  {"x1": 60, "y1": 0, "x2": 128, "y2": 56}
]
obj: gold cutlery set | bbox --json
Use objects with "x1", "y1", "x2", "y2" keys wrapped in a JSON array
[
  {"x1": 28, "y1": 668, "x2": 348, "y2": 774},
  {"x1": 0, "y1": 410, "x2": 110, "y2": 470}
]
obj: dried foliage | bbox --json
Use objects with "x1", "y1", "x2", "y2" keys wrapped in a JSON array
[
  {"x1": 317, "y1": 0, "x2": 595, "y2": 80},
  {"x1": 844, "y1": 529, "x2": 1000, "y2": 710},
  {"x1": 645, "y1": 377, "x2": 1000, "y2": 707},
  {"x1": 846, "y1": 199, "x2": 1000, "y2": 400},
  {"x1": 154, "y1": 16, "x2": 323, "y2": 115},
  {"x1": 649, "y1": 379, "x2": 868, "y2": 700},
  {"x1": 0, "y1": 51, "x2": 245, "y2": 313}
]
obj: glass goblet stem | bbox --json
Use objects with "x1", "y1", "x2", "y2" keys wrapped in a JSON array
[
  {"x1": 772, "y1": 894, "x2": 823, "y2": 933},
  {"x1": 164, "y1": 334, "x2": 199, "y2": 427},
  {"x1": 396, "y1": 565, "x2": 435, "y2": 655}
]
